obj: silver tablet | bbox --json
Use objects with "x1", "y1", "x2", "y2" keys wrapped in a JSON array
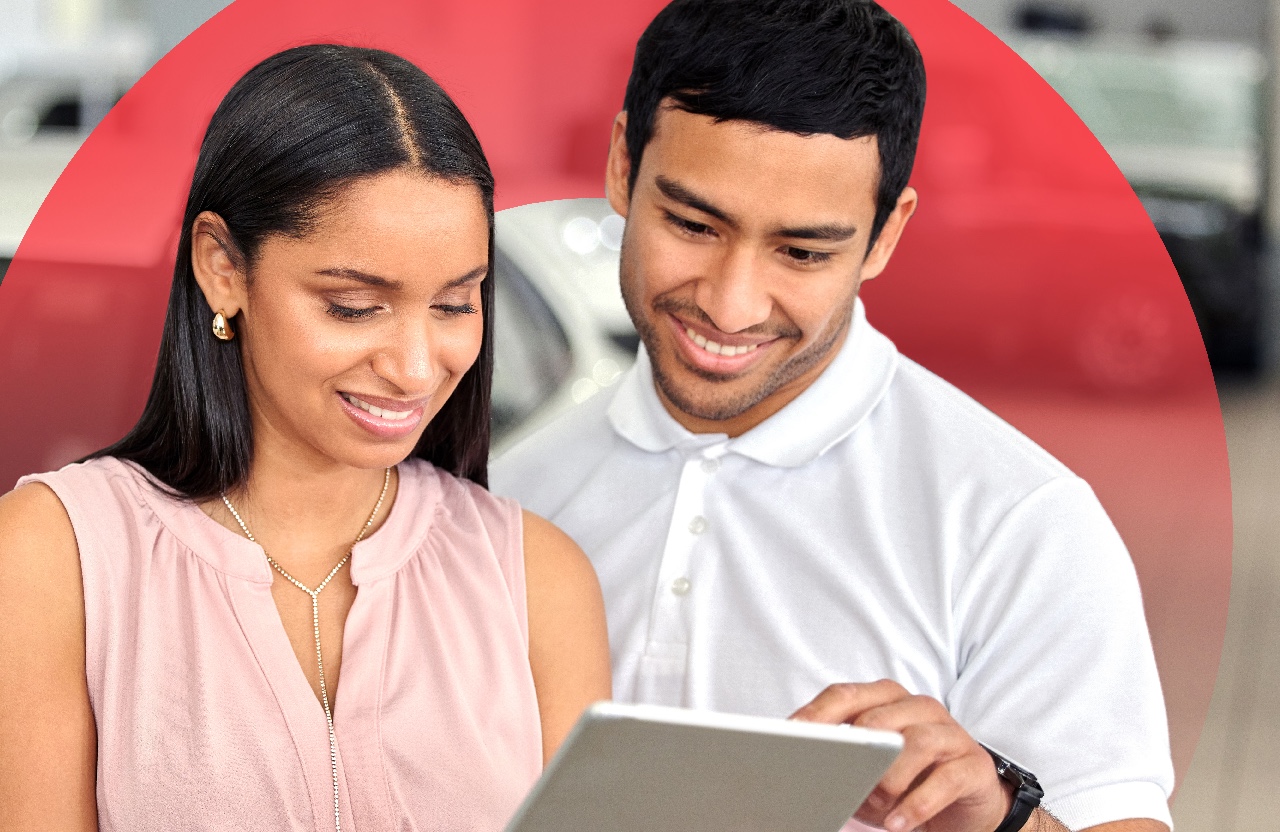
[{"x1": 505, "y1": 702, "x2": 903, "y2": 832}]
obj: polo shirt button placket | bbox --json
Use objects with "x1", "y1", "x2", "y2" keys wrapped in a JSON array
[{"x1": 637, "y1": 445, "x2": 728, "y2": 704}]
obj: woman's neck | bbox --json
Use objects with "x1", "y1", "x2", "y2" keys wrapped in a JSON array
[{"x1": 201, "y1": 446, "x2": 399, "y2": 581}]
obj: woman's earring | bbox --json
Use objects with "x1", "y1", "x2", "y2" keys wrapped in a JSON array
[{"x1": 212, "y1": 310, "x2": 235, "y2": 341}]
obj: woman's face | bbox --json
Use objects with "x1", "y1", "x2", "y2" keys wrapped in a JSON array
[{"x1": 201, "y1": 169, "x2": 489, "y2": 472}]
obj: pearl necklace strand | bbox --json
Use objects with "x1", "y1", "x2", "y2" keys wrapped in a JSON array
[{"x1": 221, "y1": 467, "x2": 391, "y2": 832}]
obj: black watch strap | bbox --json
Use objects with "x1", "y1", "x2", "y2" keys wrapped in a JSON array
[{"x1": 982, "y1": 745, "x2": 1045, "y2": 832}]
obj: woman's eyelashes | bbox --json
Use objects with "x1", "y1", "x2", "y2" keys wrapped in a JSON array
[
  {"x1": 322, "y1": 282, "x2": 479, "y2": 321},
  {"x1": 434, "y1": 302, "x2": 478, "y2": 315},
  {"x1": 324, "y1": 300, "x2": 478, "y2": 321},
  {"x1": 433, "y1": 284, "x2": 482, "y2": 316},
  {"x1": 326, "y1": 302, "x2": 381, "y2": 321}
]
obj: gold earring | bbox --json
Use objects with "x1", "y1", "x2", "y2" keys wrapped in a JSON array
[{"x1": 212, "y1": 310, "x2": 235, "y2": 341}]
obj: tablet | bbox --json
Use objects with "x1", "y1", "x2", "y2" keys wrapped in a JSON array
[{"x1": 505, "y1": 702, "x2": 903, "y2": 832}]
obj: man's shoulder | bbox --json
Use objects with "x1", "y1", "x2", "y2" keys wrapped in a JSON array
[
  {"x1": 875, "y1": 354, "x2": 1075, "y2": 486},
  {"x1": 490, "y1": 389, "x2": 620, "y2": 515}
]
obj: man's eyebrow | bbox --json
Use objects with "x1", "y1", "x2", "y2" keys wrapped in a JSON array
[
  {"x1": 775, "y1": 223, "x2": 858, "y2": 242},
  {"x1": 654, "y1": 176, "x2": 855, "y2": 242},
  {"x1": 655, "y1": 176, "x2": 736, "y2": 227}
]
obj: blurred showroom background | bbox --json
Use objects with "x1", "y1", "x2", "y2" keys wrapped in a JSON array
[{"x1": 0, "y1": 0, "x2": 1276, "y2": 829}]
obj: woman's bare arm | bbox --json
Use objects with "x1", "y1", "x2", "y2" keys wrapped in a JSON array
[
  {"x1": 0, "y1": 484, "x2": 97, "y2": 831},
  {"x1": 522, "y1": 510, "x2": 611, "y2": 764}
]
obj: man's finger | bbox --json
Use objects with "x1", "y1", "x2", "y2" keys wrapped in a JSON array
[
  {"x1": 881, "y1": 756, "x2": 1000, "y2": 832},
  {"x1": 789, "y1": 679, "x2": 909, "y2": 724},
  {"x1": 849, "y1": 694, "x2": 952, "y2": 733},
  {"x1": 869, "y1": 722, "x2": 967, "y2": 808}
]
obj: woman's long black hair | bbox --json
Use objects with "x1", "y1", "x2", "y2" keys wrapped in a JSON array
[{"x1": 91, "y1": 45, "x2": 497, "y2": 499}]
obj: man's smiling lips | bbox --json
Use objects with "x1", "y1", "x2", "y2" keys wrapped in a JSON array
[
  {"x1": 337, "y1": 390, "x2": 430, "y2": 439},
  {"x1": 666, "y1": 313, "x2": 779, "y2": 375}
]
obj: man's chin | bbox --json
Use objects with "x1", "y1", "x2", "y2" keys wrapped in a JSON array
[{"x1": 651, "y1": 362, "x2": 771, "y2": 424}]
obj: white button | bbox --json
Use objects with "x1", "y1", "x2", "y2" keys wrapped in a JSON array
[
  {"x1": 701, "y1": 457, "x2": 720, "y2": 474},
  {"x1": 688, "y1": 516, "x2": 708, "y2": 535},
  {"x1": 671, "y1": 577, "x2": 692, "y2": 596}
]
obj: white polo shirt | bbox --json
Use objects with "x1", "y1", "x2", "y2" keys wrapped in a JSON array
[{"x1": 492, "y1": 299, "x2": 1174, "y2": 830}]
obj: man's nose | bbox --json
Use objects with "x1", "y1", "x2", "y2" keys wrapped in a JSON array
[{"x1": 694, "y1": 244, "x2": 773, "y2": 334}]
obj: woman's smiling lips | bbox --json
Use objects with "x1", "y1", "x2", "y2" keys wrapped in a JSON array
[
  {"x1": 337, "y1": 391, "x2": 429, "y2": 439},
  {"x1": 667, "y1": 313, "x2": 777, "y2": 375}
]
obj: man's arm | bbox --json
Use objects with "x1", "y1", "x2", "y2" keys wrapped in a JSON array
[
  {"x1": 1036, "y1": 810, "x2": 1169, "y2": 832},
  {"x1": 792, "y1": 681, "x2": 1169, "y2": 832},
  {"x1": 1080, "y1": 821, "x2": 1168, "y2": 832}
]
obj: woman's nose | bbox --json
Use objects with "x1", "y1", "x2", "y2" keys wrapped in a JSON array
[{"x1": 372, "y1": 319, "x2": 438, "y2": 394}]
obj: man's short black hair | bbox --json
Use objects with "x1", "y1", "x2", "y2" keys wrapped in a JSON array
[{"x1": 623, "y1": 0, "x2": 927, "y2": 246}]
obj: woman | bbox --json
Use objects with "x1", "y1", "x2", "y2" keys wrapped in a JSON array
[{"x1": 0, "y1": 45, "x2": 610, "y2": 831}]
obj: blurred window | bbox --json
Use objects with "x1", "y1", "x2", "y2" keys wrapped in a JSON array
[
  {"x1": 491, "y1": 251, "x2": 573, "y2": 439},
  {"x1": 37, "y1": 98, "x2": 82, "y2": 131},
  {"x1": 0, "y1": 258, "x2": 10, "y2": 284}
]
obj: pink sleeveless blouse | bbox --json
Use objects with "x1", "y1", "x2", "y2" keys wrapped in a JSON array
[{"x1": 18, "y1": 456, "x2": 542, "y2": 831}]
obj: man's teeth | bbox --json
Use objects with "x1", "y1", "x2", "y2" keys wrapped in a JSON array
[
  {"x1": 341, "y1": 393, "x2": 414, "y2": 421},
  {"x1": 685, "y1": 327, "x2": 759, "y2": 357}
]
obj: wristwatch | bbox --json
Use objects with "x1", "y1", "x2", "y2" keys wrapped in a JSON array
[{"x1": 982, "y1": 745, "x2": 1044, "y2": 832}]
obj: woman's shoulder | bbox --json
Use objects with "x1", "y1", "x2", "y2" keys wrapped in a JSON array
[
  {"x1": 402, "y1": 458, "x2": 520, "y2": 531},
  {"x1": 398, "y1": 459, "x2": 527, "y2": 583},
  {"x1": 0, "y1": 471, "x2": 99, "y2": 826},
  {"x1": 15, "y1": 455, "x2": 149, "y2": 497},
  {"x1": 13, "y1": 456, "x2": 161, "y2": 531},
  {"x1": 0, "y1": 476, "x2": 77, "y2": 547},
  {"x1": 0, "y1": 467, "x2": 85, "y2": 623},
  {"x1": 520, "y1": 510, "x2": 597, "y2": 589}
]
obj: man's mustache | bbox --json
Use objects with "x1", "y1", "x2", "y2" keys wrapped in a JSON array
[{"x1": 651, "y1": 297, "x2": 802, "y2": 341}]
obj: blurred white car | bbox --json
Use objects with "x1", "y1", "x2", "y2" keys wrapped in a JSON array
[
  {"x1": 0, "y1": 135, "x2": 79, "y2": 269},
  {"x1": 1, "y1": 31, "x2": 150, "y2": 271},
  {"x1": 1012, "y1": 36, "x2": 1269, "y2": 372},
  {"x1": 491, "y1": 199, "x2": 634, "y2": 454}
]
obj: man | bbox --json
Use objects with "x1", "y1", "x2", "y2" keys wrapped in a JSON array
[{"x1": 492, "y1": 2, "x2": 1173, "y2": 830}]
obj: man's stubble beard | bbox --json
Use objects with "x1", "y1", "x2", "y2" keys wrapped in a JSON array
[{"x1": 619, "y1": 237, "x2": 856, "y2": 424}]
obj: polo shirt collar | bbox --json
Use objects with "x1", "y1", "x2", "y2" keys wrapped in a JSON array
[{"x1": 607, "y1": 298, "x2": 899, "y2": 468}]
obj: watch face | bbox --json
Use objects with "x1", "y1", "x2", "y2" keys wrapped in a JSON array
[{"x1": 984, "y1": 746, "x2": 1044, "y2": 797}]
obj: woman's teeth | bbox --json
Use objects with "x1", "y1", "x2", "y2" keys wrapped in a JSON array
[
  {"x1": 341, "y1": 393, "x2": 415, "y2": 421},
  {"x1": 685, "y1": 326, "x2": 759, "y2": 357}
]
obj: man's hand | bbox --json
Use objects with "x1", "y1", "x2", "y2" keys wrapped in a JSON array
[{"x1": 790, "y1": 679, "x2": 1012, "y2": 832}]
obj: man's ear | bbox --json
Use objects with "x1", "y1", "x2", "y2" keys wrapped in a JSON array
[
  {"x1": 859, "y1": 186, "x2": 919, "y2": 283},
  {"x1": 190, "y1": 211, "x2": 248, "y2": 319},
  {"x1": 605, "y1": 111, "x2": 632, "y2": 219}
]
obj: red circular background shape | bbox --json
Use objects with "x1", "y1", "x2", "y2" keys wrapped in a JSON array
[{"x1": 0, "y1": 0, "x2": 1231, "y2": 787}]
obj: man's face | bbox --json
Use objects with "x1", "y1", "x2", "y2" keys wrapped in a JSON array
[{"x1": 606, "y1": 104, "x2": 917, "y2": 436}]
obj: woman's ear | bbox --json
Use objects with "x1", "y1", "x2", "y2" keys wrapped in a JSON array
[{"x1": 190, "y1": 211, "x2": 248, "y2": 318}]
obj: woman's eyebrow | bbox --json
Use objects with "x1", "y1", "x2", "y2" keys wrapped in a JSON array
[
  {"x1": 316, "y1": 264, "x2": 487, "y2": 290},
  {"x1": 316, "y1": 267, "x2": 403, "y2": 289},
  {"x1": 442, "y1": 265, "x2": 489, "y2": 289}
]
